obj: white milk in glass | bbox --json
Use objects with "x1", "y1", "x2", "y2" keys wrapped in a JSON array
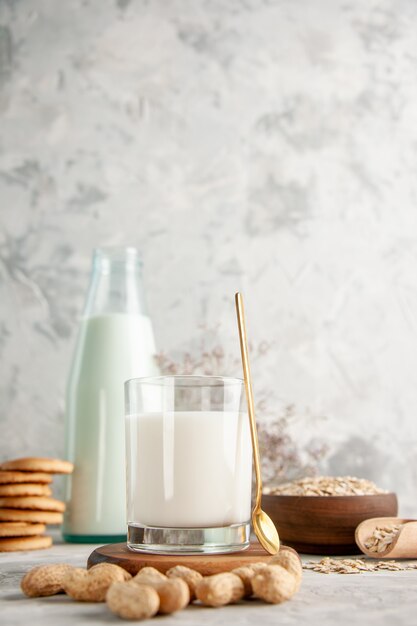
[
  {"x1": 126, "y1": 411, "x2": 252, "y2": 528},
  {"x1": 64, "y1": 313, "x2": 157, "y2": 538}
]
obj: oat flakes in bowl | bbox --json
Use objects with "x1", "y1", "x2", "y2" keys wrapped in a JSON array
[{"x1": 262, "y1": 476, "x2": 397, "y2": 555}]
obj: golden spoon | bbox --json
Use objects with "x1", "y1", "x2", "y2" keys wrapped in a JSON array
[{"x1": 235, "y1": 292, "x2": 280, "y2": 555}]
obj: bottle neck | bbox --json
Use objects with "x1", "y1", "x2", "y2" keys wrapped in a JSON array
[{"x1": 83, "y1": 248, "x2": 147, "y2": 318}]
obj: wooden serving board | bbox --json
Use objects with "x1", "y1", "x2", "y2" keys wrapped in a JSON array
[{"x1": 87, "y1": 542, "x2": 296, "y2": 576}]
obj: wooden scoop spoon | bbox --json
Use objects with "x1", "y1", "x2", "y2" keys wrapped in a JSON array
[{"x1": 355, "y1": 517, "x2": 417, "y2": 559}]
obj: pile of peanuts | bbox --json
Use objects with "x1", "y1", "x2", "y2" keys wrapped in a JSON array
[{"x1": 20, "y1": 550, "x2": 302, "y2": 620}]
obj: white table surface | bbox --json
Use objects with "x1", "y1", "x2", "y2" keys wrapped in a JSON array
[{"x1": 1, "y1": 535, "x2": 417, "y2": 626}]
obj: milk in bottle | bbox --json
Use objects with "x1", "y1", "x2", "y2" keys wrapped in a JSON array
[{"x1": 63, "y1": 248, "x2": 158, "y2": 542}]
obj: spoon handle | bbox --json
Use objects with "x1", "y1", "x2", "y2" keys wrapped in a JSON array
[{"x1": 235, "y1": 292, "x2": 262, "y2": 510}]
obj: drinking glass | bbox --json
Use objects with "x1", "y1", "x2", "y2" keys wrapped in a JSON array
[{"x1": 125, "y1": 375, "x2": 252, "y2": 554}]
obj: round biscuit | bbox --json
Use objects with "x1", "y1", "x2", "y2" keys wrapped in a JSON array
[
  {"x1": 0, "y1": 458, "x2": 73, "y2": 474},
  {"x1": 0, "y1": 471, "x2": 52, "y2": 484},
  {"x1": 0, "y1": 509, "x2": 63, "y2": 524},
  {"x1": 0, "y1": 535, "x2": 52, "y2": 552},
  {"x1": 0, "y1": 497, "x2": 65, "y2": 512},
  {"x1": 0, "y1": 522, "x2": 46, "y2": 537},
  {"x1": 0, "y1": 484, "x2": 52, "y2": 497}
]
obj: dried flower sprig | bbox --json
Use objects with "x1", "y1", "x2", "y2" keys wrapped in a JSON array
[
  {"x1": 258, "y1": 405, "x2": 329, "y2": 485},
  {"x1": 155, "y1": 332, "x2": 328, "y2": 484}
]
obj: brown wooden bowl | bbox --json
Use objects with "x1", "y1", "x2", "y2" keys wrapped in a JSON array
[{"x1": 262, "y1": 492, "x2": 398, "y2": 555}]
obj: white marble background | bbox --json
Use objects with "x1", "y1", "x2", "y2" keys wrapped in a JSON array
[{"x1": 1, "y1": 0, "x2": 417, "y2": 512}]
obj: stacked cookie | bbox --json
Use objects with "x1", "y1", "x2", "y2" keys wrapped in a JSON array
[{"x1": 0, "y1": 457, "x2": 73, "y2": 551}]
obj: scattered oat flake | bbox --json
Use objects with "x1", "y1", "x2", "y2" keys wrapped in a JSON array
[{"x1": 303, "y1": 557, "x2": 417, "y2": 574}]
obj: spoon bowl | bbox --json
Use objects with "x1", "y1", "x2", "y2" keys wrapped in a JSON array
[{"x1": 252, "y1": 508, "x2": 280, "y2": 554}]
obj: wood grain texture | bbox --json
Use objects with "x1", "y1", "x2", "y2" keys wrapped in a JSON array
[
  {"x1": 87, "y1": 542, "x2": 297, "y2": 575},
  {"x1": 355, "y1": 517, "x2": 417, "y2": 559},
  {"x1": 262, "y1": 493, "x2": 398, "y2": 555}
]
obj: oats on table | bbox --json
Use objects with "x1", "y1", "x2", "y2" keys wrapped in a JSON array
[{"x1": 303, "y1": 557, "x2": 417, "y2": 574}]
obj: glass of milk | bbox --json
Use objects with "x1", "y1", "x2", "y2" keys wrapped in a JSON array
[{"x1": 125, "y1": 375, "x2": 252, "y2": 554}]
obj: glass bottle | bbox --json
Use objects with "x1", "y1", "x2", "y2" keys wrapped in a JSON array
[{"x1": 63, "y1": 247, "x2": 158, "y2": 542}]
